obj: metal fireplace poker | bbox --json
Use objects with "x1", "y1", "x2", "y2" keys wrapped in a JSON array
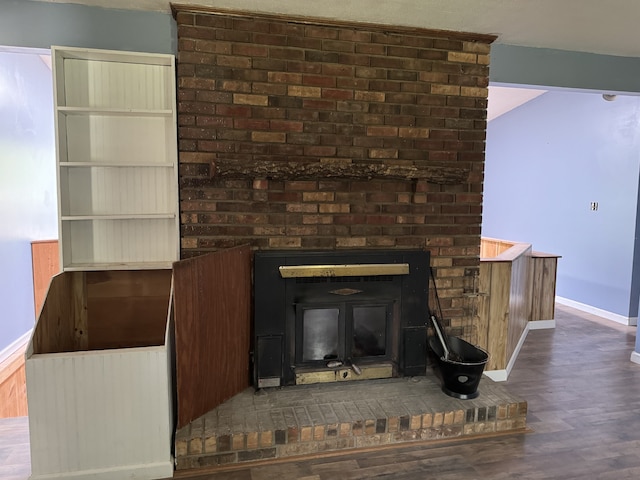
[{"x1": 427, "y1": 267, "x2": 489, "y2": 400}]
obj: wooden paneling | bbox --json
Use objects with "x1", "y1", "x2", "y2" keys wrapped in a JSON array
[
  {"x1": 506, "y1": 247, "x2": 532, "y2": 358},
  {"x1": 0, "y1": 346, "x2": 28, "y2": 418},
  {"x1": 480, "y1": 237, "x2": 516, "y2": 259},
  {"x1": 32, "y1": 271, "x2": 87, "y2": 355},
  {"x1": 478, "y1": 242, "x2": 532, "y2": 371},
  {"x1": 173, "y1": 245, "x2": 252, "y2": 429},
  {"x1": 475, "y1": 262, "x2": 492, "y2": 355},
  {"x1": 530, "y1": 252, "x2": 561, "y2": 321},
  {"x1": 484, "y1": 261, "x2": 511, "y2": 371},
  {"x1": 85, "y1": 270, "x2": 172, "y2": 350},
  {"x1": 31, "y1": 240, "x2": 60, "y2": 316}
]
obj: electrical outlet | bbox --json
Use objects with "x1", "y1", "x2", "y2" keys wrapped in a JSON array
[{"x1": 590, "y1": 202, "x2": 599, "y2": 211}]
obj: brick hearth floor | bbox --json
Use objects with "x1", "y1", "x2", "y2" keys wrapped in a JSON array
[{"x1": 175, "y1": 374, "x2": 528, "y2": 471}]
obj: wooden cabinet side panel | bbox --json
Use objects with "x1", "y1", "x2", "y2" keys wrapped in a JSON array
[
  {"x1": 32, "y1": 272, "x2": 84, "y2": 355},
  {"x1": 173, "y1": 245, "x2": 252, "y2": 429},
  {"x1": 476, "y1": 262, "x2": 492, "y2": 352},
  {"x1": 530, "y1": 257, "x2": 559, "y2": 321},
  {"x1": 506, "y1": 248, "x2": 532, "y2": 360},
  {"x1": 486, "y1": 262, "x2": 510, "y2": 371}
]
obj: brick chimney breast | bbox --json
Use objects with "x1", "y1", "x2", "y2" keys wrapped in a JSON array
[{"x1": 174, "y1": 7, "x2": 494, "y2": 334}]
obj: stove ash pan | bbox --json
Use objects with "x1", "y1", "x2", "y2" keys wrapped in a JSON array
[{"x1": 253, "y1": 249, "x2": 430, "y2": 388}]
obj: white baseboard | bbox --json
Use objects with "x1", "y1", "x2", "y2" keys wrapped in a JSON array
[
  {"x1": 483, "y1": 368, "x2": 508, "y2": 382},
  {"x1": 529, "y1": 319, "x2": 556, "y2": 330},
  {"x1": 631, "y1": 351, "x2": 640, "y2": 365},
  {"x1": 483, "y1": 322, "x2": 531, "y2": 382},
  {"x1": 29, "y1": 460, "x2": 174, "y2": 480},
  {"x1": 556, "y1": 296, "x2": 637, "y2": 326},
  {"x1": 0, "y1": 330, "x2": 32, "y2": 365}
]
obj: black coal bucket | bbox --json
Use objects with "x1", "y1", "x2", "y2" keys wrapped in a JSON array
[{"x1": 429, "y1": 335, "x2": 489, "y2": 400}]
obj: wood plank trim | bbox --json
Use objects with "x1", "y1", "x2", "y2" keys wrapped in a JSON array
[
  {"x1": 480, "y1": 242, "x2": 531, "y2": 262},
  {"x1": 0, "y1": 342, "x2": 28, "y2": 418},
  {"x1": 170, "y1": 4, "x2": 498, "y2": 44}
]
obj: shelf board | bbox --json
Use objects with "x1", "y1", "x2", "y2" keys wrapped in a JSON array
[
  {"x1": 61, "y1": 214, "x2": 176, "y2": 221},
  {"x1": 57, "y1": 106, "x2": 174, "y2": 117},
  {"x1": 52, "y1": 45, "x2": 174, "y2": 66},
  {"x1": 59, "y1": 162, "x2": 175, "y2": 168},
  {"x1": 62, "y1": 261, "x2": 174, "y2": 271}
]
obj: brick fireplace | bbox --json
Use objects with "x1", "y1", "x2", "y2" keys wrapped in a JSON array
[
  {"x1": 174, "y1": 6, "x2": 494, "y2": 344},
  {"x1": 171, "y1": 7, "x2": 530, "y2": 469}
]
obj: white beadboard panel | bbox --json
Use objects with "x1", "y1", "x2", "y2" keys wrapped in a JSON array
[
  {"x1": 62, "y1": 59, "x2": 173, "y2": 110},
  {"x1": 164, "y1": 284, "x2": 176, "y2": 437},
  {"x1": 60, "y1": 166, "x2": 176, "y2": 216},
  {"x1": 61, "y1": 218, "x2": 177, "y2": 268},
  {"x1": 29, "y1": 463, "x2": 174, "y2": 480},
  {"x1": 60, "y1": 114, "x2": 176, "y2": 165},
  {"x1": 26, "y1": 346, "x2": 173, "y2": 479}
]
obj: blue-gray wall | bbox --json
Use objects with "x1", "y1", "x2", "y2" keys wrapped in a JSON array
[
  {"x1": 483, "y1": 90, "x2": 640, "y2": 319},
  {"x1": 0, "y1": 51, "x2": 58, "y2": 352},
  {"x1": 0, "y1": 0, "x2": 175, "y2": 55},
  {"x1": 491, "y1": 45, "x2": 640, "y2": 94}
]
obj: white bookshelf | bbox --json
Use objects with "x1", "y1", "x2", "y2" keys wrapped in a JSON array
[
  {"x1": 27, "y1": 46, "x2": 179, "y2": 480},
  {"x1": 52, "y1": 46, "x2": 179, "y2": 271}
]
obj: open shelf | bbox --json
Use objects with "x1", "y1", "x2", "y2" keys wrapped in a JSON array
[
  {"x1": 52, "y1": 45, "x2": 179, "y2": 270},
  {"x1": 59, "y1": 217, "x2": 178, "y2": 270}
]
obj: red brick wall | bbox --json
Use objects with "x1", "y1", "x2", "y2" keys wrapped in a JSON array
[{"x1": 174, "y1": 8, "x2": 493, "y2": 334}]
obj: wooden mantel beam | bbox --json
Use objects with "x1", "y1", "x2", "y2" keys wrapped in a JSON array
[{"x1": 210, "y1": 159, "x2": 469, "y2": 184}]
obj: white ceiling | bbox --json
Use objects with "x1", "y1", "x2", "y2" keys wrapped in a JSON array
[
  {"x1": 39, "y1": 0, "x2": 640, "y2": 58},
  {"x1": 487, "y1": 86, "x2": 547, "y2": 122}
]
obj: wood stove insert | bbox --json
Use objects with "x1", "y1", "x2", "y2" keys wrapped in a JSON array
[{"x1": 253, "y1": 249, "x2": 430, "y2": 388}]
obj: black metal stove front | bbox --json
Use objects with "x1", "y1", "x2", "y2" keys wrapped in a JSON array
[{"x1": 253, "y1": 249, "x2": 430, "y2": 388}]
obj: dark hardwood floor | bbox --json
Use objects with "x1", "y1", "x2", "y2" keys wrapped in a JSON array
[
  {"x1": 0, "y1": 416, "x2": 29, "y2": 480},
  {"x1": 2, "y1": 304, "x2": 638, "y2": 480}
]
